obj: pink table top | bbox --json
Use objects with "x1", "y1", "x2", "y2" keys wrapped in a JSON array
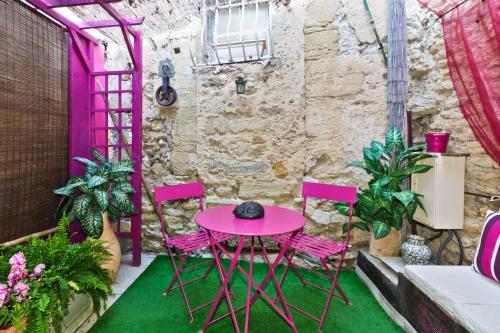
[{"x1": 195, "y1": 205, "x2": 305, "y2": 237}]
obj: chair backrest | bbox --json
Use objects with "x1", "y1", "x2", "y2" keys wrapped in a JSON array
[
  {"x1": 301, "y1": 181, "x2": 357, "y2": 244},
  {"x1": 154, "y1": 182, "x2": 204, "y2": 240}
]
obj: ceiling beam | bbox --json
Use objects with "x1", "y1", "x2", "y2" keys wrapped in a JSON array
[
  {"x1": 24, "y1": 0, "x2": 100, "y2": 44},
  {"x1": 95, "y1": 0, "x2": 139, "y2": 69},
  {"x1": 44, "y1": 0, "x2": 121, "y2": 8},
  {"x1": 79, "y1": 17, "x2": 144, "y2": 30}
]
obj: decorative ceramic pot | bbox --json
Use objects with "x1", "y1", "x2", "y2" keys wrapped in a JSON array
[
  {"x1": 401, "y1": 234, "x2": 432, "y2": 265},
  {"x1": 368, "y1": 228, "x2": 402, "y2": 257},
  {"x1": 99, "y1": 212, "x2": 121, "y2": 281},
  {"x1": 425, "y1": 132, "x2": 450, "y2": 153}
]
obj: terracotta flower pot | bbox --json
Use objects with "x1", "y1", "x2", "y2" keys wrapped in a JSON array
[
  {"x1": 99, "y1": 212, "x2": 121, "y2": 281},
  {"x1": 368, "y1": 228, "x2": 402, "y2": 257},
  {"x1": 0, "y1": 325, "x2": 19, "y2": 333},
  {"x1": 0, "y1": 318, "x2": 27, "y2": 333}
]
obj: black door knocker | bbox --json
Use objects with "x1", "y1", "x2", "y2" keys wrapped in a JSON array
[{"x1": 155, "y1": 58, "x2": 177, "y2": 107}]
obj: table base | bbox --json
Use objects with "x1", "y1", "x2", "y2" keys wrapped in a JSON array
[{"x1": 201, "y1": 233, "x2": 299, "y2": 333}]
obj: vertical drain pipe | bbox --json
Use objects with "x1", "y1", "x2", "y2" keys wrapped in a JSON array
[{"x1": 363, "y1": 0, "x2": 388, "y2": 66}]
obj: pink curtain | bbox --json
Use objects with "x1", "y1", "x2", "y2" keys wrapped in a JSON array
[{"x1": 418, "y1": 0, "x2": 500, "y2": 164}]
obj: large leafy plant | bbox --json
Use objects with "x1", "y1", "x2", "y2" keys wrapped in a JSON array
[
  {"x1": 335, "y1": 127, "x2": 433, "y2": 239},
  {"x1": 0, "y1": 216, "x2": 112, "y2": 333},
  {"x1": 54, "y1": 149, "x2": 136, "y2": 238}
]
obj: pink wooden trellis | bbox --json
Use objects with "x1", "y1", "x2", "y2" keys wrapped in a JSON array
[{"x1": 23, "y1": 0, "x2": 144, "y2": 266}]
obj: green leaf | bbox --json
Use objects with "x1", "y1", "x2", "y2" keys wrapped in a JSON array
[
  {"x1": 107, "y1": 203, "x2": 121, "y2": 221},
  {"x1": 74, "y1": 157, "x2": 98, "y2": 168},
  {"x1": 363, "y1": 147, "x2": 378, "y2": 161},
  {"x1": 54, "y1": 185, "x2": 76, "y2": 196},
  {"x1": 370, "y1": 140, "x2": 388, "y2": 156},
  {"x1": 372, "y1": 221, "x2": 390, "y2": 239},
  {"x1": 110, "y1": 160, "x2": 135, "y2": 174},
  {"x1": 349, "y1": 161, "x2": 366, "y2": 169},
  {"x1": 335, "y1": 202, "x2": 351, "y2": 216},
  {"x1": 113, "y1": 181, "x2": 135, "y2": 194},
  {"x1": 91, "y1": 149, "x2": 107, "y2": 164},
  {"x1": 358, "y1": 193, "x2": 382, "y2": 213},
  {"x1": 410, "y1": 153, "x2": 435, "y2": 166},
  {"x1": 392, "y1": 190, "x2": 415, "y2": 207},
  {"x1": 410, "y1": 164, "x2": 433, "y2": 174},
  {"x1": 391, "y1": 164, "x2": 433, "y2": 177},
  {"x1": 87, "y1": 176, "x2": 108, "y2": 188},
  {"x1": 72, "y1": 195, "x2": 92, "y2": 220},
  {"x1": 343, "y1": 222, "x2": 370, "y2": 233},
  {"x1": 80, "y1": 206, "x2": 103, "y2": 238},
  {"x1": 93, "y1": 189, "x2": 109, "y2": 211},
  {"x1": 414, "y1": 195, "x2": 427, "y2": 215},
  {"x1": 370, "y1": 176, "x2": 392, "y2": 198},
  {"x1": 85, "y1": 165, "x2": 99, "y2": 178},
  {"x1": 111, "y1": 189, "x2": 136, "y2": 214},
  {"x1": 406, "y1": 202, "x2": 417, "y2": 222},
  {"x1": 385, "y1": 127, "x2": 404, "y2": 151}
]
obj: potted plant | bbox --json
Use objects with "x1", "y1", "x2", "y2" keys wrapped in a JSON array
[
  {"x1": 335, "y1": 127, "x2": 433, "y2": 256},
  {"x1": 54, "y1": 149, "x2": 136, "y2": 278},
  {"x1": 0, "y1": 216, "x2": 112, "y2": 333}
]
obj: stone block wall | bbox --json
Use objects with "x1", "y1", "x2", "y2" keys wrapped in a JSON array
[
  {"x1": 102, "y1": 0, "x2": 391, "y2": 266},
  {"x1": 407, "y1": 1, "x2": 500, "y2": 264},
  {"x1": 102, "y1": 0, "x2": 498, "y2": 266}
]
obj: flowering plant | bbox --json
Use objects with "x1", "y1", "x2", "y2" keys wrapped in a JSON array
[
  {"x1": 0, "y1": 252, "x2": 46, "y2": 330},
  {"x1": 0, "y1": 215, "x2": 112, "y2": 332}
]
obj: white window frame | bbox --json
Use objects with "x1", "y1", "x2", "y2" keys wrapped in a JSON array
[{"x1": 190, "y1": 0, "x2": 273, "y2": 66}]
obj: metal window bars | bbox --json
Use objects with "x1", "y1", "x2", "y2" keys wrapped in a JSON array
[{"x1": 190, "y1": 0, "x2": 272, "y2": 66}]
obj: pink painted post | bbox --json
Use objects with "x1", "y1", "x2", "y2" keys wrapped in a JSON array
[
  {"x1": 28, "y1": 0, "x2": 144, "y2": 265},
  {"x1": 131, "y1": 31, "x2": 143, "y2": 266}
]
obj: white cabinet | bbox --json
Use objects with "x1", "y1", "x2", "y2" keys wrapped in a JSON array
[{"x1": 411, "y1": 154, "x2": 465, "y2": 229}]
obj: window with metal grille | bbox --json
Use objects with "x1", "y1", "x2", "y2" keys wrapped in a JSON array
[{"x1": 190, "y1": 0, "x2": 272, "y2": 66}]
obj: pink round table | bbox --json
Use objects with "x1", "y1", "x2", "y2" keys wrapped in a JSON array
[{"x1": 195, "y1": 205, "x2": 305, "y2": 333}]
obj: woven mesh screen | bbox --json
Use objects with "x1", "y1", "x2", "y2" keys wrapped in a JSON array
[{"x1": 0, "y1": 0, "x2": 68, "y2": 242}]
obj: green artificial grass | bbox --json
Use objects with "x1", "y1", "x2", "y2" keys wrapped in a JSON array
[{"x1": 90, "y1": 256, "x2": 402, "y2": 333}]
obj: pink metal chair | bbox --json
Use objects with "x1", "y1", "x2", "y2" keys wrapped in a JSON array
[
  {"x1": 154, "y1": 182, "x2": 235, "y2": 323},
  {"x1": 272, "y1": 181, "x2": 357, "y2": 332}
]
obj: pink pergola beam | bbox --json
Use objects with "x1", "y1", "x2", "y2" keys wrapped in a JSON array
[
  {"x1": 79, "y1": 17, "x2": 144, "y2": 29},
  {"x1": 95, "y1": 0, "x2": 138, "y2": 69},
  {"x1": 44, "y1": 0, "x2": 121, "y2": 8},
  {"x1": 25, "y1": 0, "x2": 100, "y2": 44}
]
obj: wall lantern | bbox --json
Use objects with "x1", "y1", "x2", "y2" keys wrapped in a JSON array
[{"x1": 235, "y1": 77, "x2": 247, "y2": 94}]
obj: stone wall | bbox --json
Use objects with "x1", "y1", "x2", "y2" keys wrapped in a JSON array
[
  {"x1": 101, "y1": 0, "x2": 390, "y2": 266},
  {"x1": 103, "y1": 0, "x2": 498, "y2": 266},
  {"x1": 407, "y1": 1, "x2": 500, "y2": 264}
]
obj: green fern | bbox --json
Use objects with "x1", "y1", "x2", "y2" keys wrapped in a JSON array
[{"x1": 0, "y1": 216, "x2": 112, "y2": 332}]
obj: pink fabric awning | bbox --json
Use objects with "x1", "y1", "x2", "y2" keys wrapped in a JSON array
[{"x1": 418, "y1": 0, "x2": 500, "y2": 164}]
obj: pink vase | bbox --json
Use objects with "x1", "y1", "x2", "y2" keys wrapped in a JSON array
[{"x1": 425, "y1": 132, "x2": 450, "y2": 153}]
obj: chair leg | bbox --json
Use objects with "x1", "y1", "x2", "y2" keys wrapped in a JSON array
[
  {"x1": 164, "y1": 253, "x2": 188, "y2": 295},
  {"x1": 272, "y1": 250, "x2": 295, "y2": 303},
  {"x1": 320, "y1": 258, "x2": 350, "y2": 305},
  {"x1": 286, "y1": 250, "x2": 309, "y2": 286},
  {"x1": 166, "y1": 247, "x2": 195, "y2": 323},
  {"x1": 318, "y1": 254, "x2": 346, "y2": 332}
]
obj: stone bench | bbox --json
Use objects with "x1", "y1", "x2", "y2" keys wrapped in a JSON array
[{"x1": 405, "y1": 265, "x2": 500, "y2": 333}]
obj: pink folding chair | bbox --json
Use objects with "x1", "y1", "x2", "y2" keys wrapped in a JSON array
[
  {"x1": 272, "y1": 181, "x2": 357, "y2": 332},
  {"x1": 154, "y1": 182, "x2": 235, "y2": 323}
]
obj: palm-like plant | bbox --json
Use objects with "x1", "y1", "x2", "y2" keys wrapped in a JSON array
[
  {"x1": 335, "y1": 127, "x2": 433, "y2": 239},
  {"x1": 54, "y1": 149, "x2": 136, "y2": 238}
]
